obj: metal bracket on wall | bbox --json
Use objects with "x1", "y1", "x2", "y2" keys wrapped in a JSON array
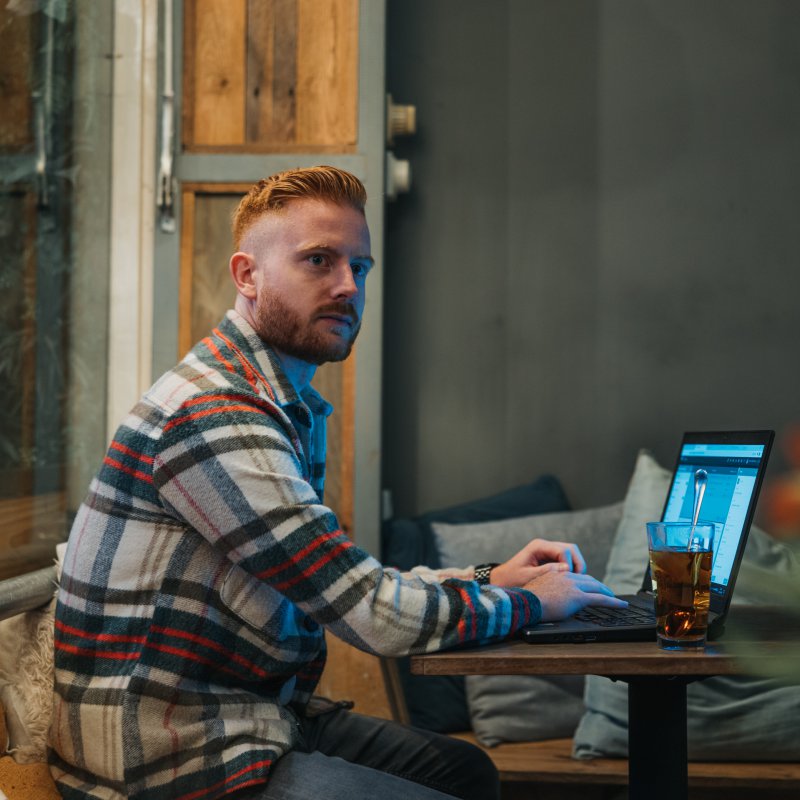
[
  {"x1": 385, "y1": 151, "x2": 411, "y2": 201},
  {"x1": 385, "y1": 93, "x2": 416, "y2": 201}
]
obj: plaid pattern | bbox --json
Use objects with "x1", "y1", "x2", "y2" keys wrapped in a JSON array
[{"x1": 49, "y1": 310, "x2": 541, "y2": 800}]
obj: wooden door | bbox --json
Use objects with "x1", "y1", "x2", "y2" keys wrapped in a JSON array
[{"x1": 156, "y1": 0, "x2": 392, "y2": 717}]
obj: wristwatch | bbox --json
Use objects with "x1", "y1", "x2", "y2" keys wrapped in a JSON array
[{"x1": 474, "y1": 563, "x2": 499, "y2": 586}]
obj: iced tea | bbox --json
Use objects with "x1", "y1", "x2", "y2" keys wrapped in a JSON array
[{"x1": 649, "y1": 547, "x2": 712, "y2": 645}]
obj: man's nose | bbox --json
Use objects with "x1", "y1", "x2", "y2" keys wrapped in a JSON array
[{"x1": 331, "y1": 262, "x2": 358, "y2": 298}]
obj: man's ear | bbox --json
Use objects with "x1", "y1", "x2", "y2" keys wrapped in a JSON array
[{"x1": 229, "y1": 251, "x2": 258, "y2": 299}]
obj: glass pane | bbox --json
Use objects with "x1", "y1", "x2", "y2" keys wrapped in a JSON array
[{"x1": 0, "y1": 1, "x2": 113, "y2": 580}]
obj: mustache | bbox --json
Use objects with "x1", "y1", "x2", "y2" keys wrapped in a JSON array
[{"x1": 315, "y1": 302, "x2": 359, "y2": 323}]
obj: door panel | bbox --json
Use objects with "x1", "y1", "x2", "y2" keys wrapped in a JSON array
[
  {"x1": 178, "y1": 187, "x2": 240, "y2": 354},
  {"x1": 183, "y1": 0, "x2": 358, "y2": 151}
]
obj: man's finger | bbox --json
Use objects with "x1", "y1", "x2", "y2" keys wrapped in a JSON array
[
  {"x1": 570, "y1": 573, "x2": 617, "y2": 597},
  {"x1": 584, "y1": 593, "x2": 629, "y2": 608},
  {"x1": 528, "y1": 562, "x2": 568, "y2": 579},
  {"x1": 569, "y1": 544, "x2": 587, "y2": 574},
  {"x1": 540, "y1": 540, "x2": 585, "y2": 574}
]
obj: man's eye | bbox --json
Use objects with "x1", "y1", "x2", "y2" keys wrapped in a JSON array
[
  {"x1": 351, "y1": 262, "x2": 369, "y2": 278},
  {"x1": 308, "y1": 255, "x2": 327, "y2": 267}
]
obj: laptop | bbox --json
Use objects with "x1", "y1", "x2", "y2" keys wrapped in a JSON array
[{"x1": 520, "y1": 430, "x2": 774, "y2": 644}]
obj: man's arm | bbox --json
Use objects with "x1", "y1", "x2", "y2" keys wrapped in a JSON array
[{"x1": 152, "y1": 395, "x2": 540, "y2": 656}]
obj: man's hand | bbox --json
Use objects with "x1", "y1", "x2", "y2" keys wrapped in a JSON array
[
  {"x1": 523, "y1": 570, "x2": 628, "y2": 622},
  {"x1": 489, "y1": 538, "x2": 587, "y2": 588}
]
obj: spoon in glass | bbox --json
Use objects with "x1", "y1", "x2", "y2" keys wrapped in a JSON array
[{"x1": 689, "y1": 468, "x2": 708, "y2": 548}]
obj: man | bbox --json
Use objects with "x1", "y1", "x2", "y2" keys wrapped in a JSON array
[{"x1": 51, "y1": 167, "x2": 626, "y2": 800}]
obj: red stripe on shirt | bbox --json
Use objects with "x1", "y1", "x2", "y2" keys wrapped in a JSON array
[
  {"x1": 272, "y1": 539, "x2": 354, "y2": 592},
  {"x1": 175, "y1": 759, "x2": 272, "y2": 800},
  {"x1": 163, "y1": 404, "x2": 264, "y2": 432},
  {"x1": 144, "y1": 641, "x2": 254, "y2": 681},
  {"x1": 54, "y1": 640, "x2": 142, "y2": 660},
  {"x1": 218, "y1": 777, "x2": 268, "y2": 798},
  {"x1": 212, "y1": 327, "x2": 274, "y2": 400},
  {"x1": 202, "y1": 336, "x2": 237, "y2": 376},
  {"x1": 55, "y1": 619, "x2": 147, "y2": 646},
  {"x1": 256, "y1": 530, "x2": 344, "y2": 580},
  {"x1": 109, "y1": 439, "x2": 154, "y2": 464},
  {"x1": 150, "y1": 625, "x2": 268, "y2": 679},
  {"x1": 103, "y1": 456, "x2": 153, "y2": 484},
  {"x1": 176, "y1": 391, "x2": 279, "y2": 415},
  {"x1": 507, "y1": 588, "x2": 534, "y2": 629},
  {"x1": 506, "y1": 591, "x2": 518, "y2": 630},
  {"x1": 455, "y1": 586, "x2": 477, "y2": 642}
]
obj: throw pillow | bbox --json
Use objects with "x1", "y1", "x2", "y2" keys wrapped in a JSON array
[
  {"x1": 382, "y1": 474, "x2": 571, "y2": 572},
  {"x1": 573, "y1": 450, "x2": 800, "y2": 761},
  {"x1": 381, "y1": 475, "x2": 571, "y2": 733},
  {"x1": 433, "y1": 502, "x2": 623, "y2": 747},
  {"x1": 0, "y1": 572, "x2": 58, "y2": 763},
  {"x1": 465, "y1": 674, "x2": 585, "y2": 747},
  {"x1": 431, "y1": 503, "x2": 621, "y2": 578},
  {"x1": 0, "y1": 545, "x2": 63, "y2": 763}
]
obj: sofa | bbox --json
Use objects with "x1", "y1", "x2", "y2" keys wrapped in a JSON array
[{"x1": 381, "y1": 450, "x2": 800, "y2": 795}]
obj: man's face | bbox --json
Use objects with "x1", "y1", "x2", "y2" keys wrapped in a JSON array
[{"x1": 245, "y1": 199, "x2": 373, "y2": 365}]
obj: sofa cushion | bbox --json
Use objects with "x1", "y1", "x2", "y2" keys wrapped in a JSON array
[
  {"x1": 572, "y1": 450, "x2": 800, "y2": 761},
  {"x1": 464, "y1": 673, "x2": 585, "y2": 748},
  {"x1": 381, "y1": 475, "x2": 571, "y2": 733},
  {"x1": 382, "y1": 475, "x2": 571, "y2": 572},
  {"x1": 0, "y1": 598, "x2": 55, "y2": 764},
  {"x1": 431, "y1": 502, "x2": 621, "y2": 578},
  {"x1": 433, "y1": 502, "x2": 623, "y2": 746}
]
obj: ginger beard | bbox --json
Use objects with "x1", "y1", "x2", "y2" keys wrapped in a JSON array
[{"x1": 254, "y1": 288, "x2": 361, "y2": 365}]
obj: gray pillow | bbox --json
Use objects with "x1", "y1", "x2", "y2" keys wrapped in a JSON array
[
  {"x1": 431, "y1": 502, "x2": 623, "y2": 580},
  {"x1": 464, "y1": 673, "x2": 585, "y2": 747},
  {"x1": 573, "y1": 450, "x2": 800, "y2": 761},
  {"x1": 431, "y1": 502, "x2": 623, "y2": 747}
]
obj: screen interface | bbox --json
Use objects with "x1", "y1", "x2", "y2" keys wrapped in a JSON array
[{"x1": 662, "y1": 442, "x2": 765, "y2": 597}]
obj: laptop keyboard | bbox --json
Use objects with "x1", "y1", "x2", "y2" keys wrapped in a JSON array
[{"x1": 573, "y1": 605, "x2": 655, "y2": 627}]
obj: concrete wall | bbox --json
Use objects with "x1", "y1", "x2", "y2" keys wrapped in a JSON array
[{"x1": 383, "y1": 0, "x2": 800, "y2": 515}]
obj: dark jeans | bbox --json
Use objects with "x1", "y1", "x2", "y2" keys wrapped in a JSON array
[{"x1": 240, "y1": 708, "x2": 500, "y2": 800}]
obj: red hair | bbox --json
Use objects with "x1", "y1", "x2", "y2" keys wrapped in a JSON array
[{"x1": 232, "y1": 165, "x2": 367, "y2": 248}]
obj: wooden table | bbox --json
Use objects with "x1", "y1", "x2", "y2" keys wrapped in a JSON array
[{"x1": 410, "y1": 637, "x2": 790, "y2": 800}]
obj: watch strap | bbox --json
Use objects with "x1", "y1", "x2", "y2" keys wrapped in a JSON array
[{"x1": 474, "y1": 562, "x2": 500, "y2": 586}]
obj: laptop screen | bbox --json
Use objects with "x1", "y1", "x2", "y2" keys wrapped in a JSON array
[{"x1": 661, "y1": 438, "x2": 770, "y2": 600}]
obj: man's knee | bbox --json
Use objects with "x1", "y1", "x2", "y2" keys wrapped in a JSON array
[{"x1": 436, "y1": 735, "x2": 500, "y2": 800}]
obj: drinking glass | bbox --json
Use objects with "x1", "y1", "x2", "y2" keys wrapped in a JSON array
[{"x1": 646, "y1": 521, "x2": 715, "y2": 650}]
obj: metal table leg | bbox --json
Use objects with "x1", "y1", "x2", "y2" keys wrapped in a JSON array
[{"x1": 627, "y1": 676, "x2": 688, "y2": 800}]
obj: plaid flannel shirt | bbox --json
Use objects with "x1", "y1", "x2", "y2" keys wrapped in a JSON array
[{"x1": 49, "y1": 310, "x2": 541, "y2": 800}]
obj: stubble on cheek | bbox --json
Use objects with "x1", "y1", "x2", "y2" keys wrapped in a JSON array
[{"x1": 254, "y1": 292, "x2": 360, "y2": 365}]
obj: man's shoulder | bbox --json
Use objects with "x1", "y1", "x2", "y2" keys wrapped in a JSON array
[
  {"x1": 142, "y1": 356, "x2": 298, "y2": 452},
  {"x1": 128, "y1": 319, "x2": 289, "y2": 447},
  {"x1": 148, "y1": 343, "x2": 270, "y2": 413}
]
